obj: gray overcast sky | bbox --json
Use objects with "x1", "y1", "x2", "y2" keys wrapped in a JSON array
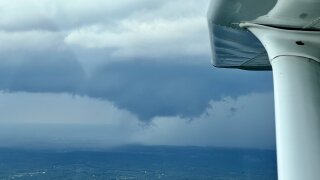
[{"x1": 0, "y1": 0, "x2": 275, "y2": 150}]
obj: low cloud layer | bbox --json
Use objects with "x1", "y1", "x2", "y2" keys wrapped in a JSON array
[{"x1": 0, "y1": 92, "x2": 275, "y2": 149}]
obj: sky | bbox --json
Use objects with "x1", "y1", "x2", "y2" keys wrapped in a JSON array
[{"x1": 0, "y1": 0, "x2": 275, "y2": 150}]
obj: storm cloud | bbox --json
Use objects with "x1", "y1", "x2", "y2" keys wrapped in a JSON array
[
  {"x1": 0, "y1": 0, "x2": 273, "y2": 120},
  {"x1": 0, "y1": 0, "x2": 275, "y2": 149},
  {"x1": 0, "y1": 56, "x2": 272, "y2": 120}
]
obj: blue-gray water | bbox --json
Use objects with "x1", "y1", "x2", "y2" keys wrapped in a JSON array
[{"x1": 0, "y1": 146, "x2": 277, "y2": 180}]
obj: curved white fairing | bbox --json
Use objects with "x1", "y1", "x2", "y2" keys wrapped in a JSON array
[
  {"x1": 255, "y1": 0, "x2": 320, "y2": 30},
  {"x1": 240, "y1": 23, "x2": 320, "y2": 62},
  {"x1": 208, "y1": 0, "x2": 320, "y2": 31},
  {"x1": 208, "y1": 0, "x2": 320, "y2": 70}
]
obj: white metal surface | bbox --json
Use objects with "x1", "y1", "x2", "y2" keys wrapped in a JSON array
[
  {"x1": 208, "y1": 0, "x2": 320, "y2": 31},
  {"x1": 255, "y1": 0, "x2": 320, "y2": 30},
  {"x1": 242, "y1": 23, "x2": 320, "y2": 180},
  {"x1": 240, "y1": 23, "x2": 320, "y2": 63},
  {"x1": 272, "y1": 56, "x2": 320, "y2": 180}
]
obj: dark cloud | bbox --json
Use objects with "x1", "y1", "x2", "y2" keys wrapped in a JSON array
[
  {"x1": 0, "y1": 54, "x2": 273, "y2": 121},
  {"x1": 229, "y1": 107, "x2": 237, "y2": 116},
  {"x1": 86, "y1": 60, "x2": 273, "y2": 120},
  {"x1": 0, "y1": 51, "x2": 85, "y2": 93}
]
